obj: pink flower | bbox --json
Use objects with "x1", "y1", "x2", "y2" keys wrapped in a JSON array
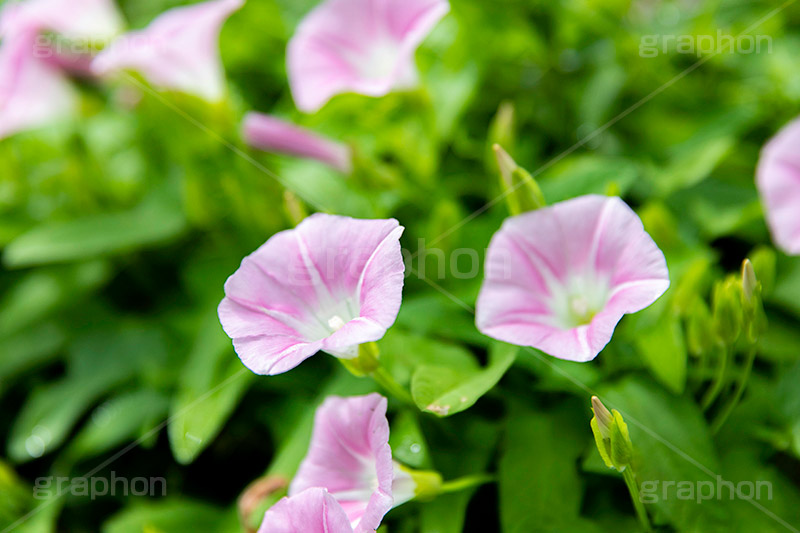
[
  {"x1": 92, "y1": 0, "x2": 243, "y2": 102},
  {"x1": 0, "y1": 29, "x2": 76, "y2": 139},
  {"x1": 258, "y1": 487, "x2": 353, "y2": 533},
  {"x1": 476, "y1": 195, "x2": 669, "y2": 362},
  {"x1": 290, "y1": 394, "x2": 394, "y2": 532},
  {"x1": 757, "y1": 117, "x2": 800, "y2": 255},
  {"x1": 0, "y1": 0, "x2": 123, "y2": 41},
  {"x1": 218, "y1": 214, "x2": 405, "y2": 375},
  {"x1": 243, "y1": 112, "x2": 353, "y2": 174},
  {"x1": 287, "y1": 0, "x2": 450, "y2": 113}
]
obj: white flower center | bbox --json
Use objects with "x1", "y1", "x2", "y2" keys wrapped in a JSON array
[
  {"x1": 327, "y1": 315, "x2": 347, "y2": 331},
  {"x1": 549, "y1": 274, "x2": 610, "y2": 329}
]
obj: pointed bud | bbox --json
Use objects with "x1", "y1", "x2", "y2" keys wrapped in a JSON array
[
  {"x1": 741, "y1": 259, "x2": 757, "y2": 306},
  {"x1": 591, "y1": 396, "x2": 613, "y2": 437},
  {"x1": 590, "y1": 396, "x2": 633, "y2": 472},
  {"x1": 493, "y1": 144, "x2": 546, "y2": 215},
  {"x1": 488, "y1": 101, "x2": 516, "y2": 156}
]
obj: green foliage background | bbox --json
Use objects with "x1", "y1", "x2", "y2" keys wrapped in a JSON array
[{"x1": 2, "y1": 0, "x2": 800, "y2": 531}]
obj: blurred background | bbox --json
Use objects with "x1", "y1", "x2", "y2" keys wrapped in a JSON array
[{"x1": 3, "y1": 0, "x2": 800, "y2": 531}]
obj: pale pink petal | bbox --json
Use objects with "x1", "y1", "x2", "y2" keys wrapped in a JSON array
[
  {"x1": 258, "y1": 487, "x2": 353, "y2": 533},
  {"x1": 290, "y1": 394, "x2": 393, "y2": 533},
  {"x1": 476, "y1": 195, "x2": 669, "y2": 362},
  {"x1": 0, "y1": 29, "x2": 76, "y2": 139},
  {"x1": 243, "y1": 112, "x2": 353, "y2": 173},
  {"x1": 218, "y1": 214, "x2": 405, "y2": 374},
  {"x1": 0, "y1": 0, "x2": 123, "y2": 41},
  {"x1": 756, "y1": 117, "x2": 800, "y2": 256},
  {"x1": 92, "y1": 0, "x2": 243, "y2": 101},
  {"x1": 287, "y1": 0, "x2": 450, "y2": 113}
]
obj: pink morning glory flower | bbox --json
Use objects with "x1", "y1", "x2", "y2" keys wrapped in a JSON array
[
  {"x1": 0, "y1": 29, "x2": 76, "y2": 139},
  {"x1": 287, "y1": 0, "x2": 450, "y2": 113},
  {"x1": 757, "y1": 116, "x2": 800, "y2": 256},
  {"x1": 258, "y1": 487, "x2": 353, "y2": 533},
  {"x1": 243, "y1": 112, "x2": 353, "y2": 174},
  {"x1": 92, "y1": 0, "x2": 243, "y2": 102},
  {"x1": 218, "y1": 214, "x2": 405, "y2": 375},
  {"x1": 290, "y1": 394, "x2": 397, "y2": 532},
  {"x1": 476, "y1": 195, "x2": 670, "y2": 362}
]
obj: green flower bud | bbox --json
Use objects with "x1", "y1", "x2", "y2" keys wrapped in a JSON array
[
  {"x1": 493, "y1": 144, "x2": 546, "y2": 215},
  {"x1": 749, "y1": 246, "x2": 776, "y2": 297},
  {"x1": 740, "y1": 259, "x2": 767, "y2": 344},
  {"x1": 591, "y1": 396, "x2": 634, "y2": 472}
]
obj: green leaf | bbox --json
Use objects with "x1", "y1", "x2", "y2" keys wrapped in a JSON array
[
  {"x1": 388, "y1": 410, "x2": 433, "y2": 469},
  {"x1": 103, "y1": 499, "x2": 231, "y2": 533},
  {"x1": 168, "y1": 312, "x2": 253, "y2": 464},
  {"x1": 4, "y1": 191, "x2": 186, "y2": 268},
  {"x1": 499, "y1": 400, "x2": 589, "y2": 531},
  {"x1": 0, "y1": 261, "x2": 110, "y2": 337},
  {"x1": 634, "y1": 311, "x2": 688, "y2": 395},
  {"x1": 411, "y1": 342, "x2": 517, "y2": 417},
  {"x1": 0, "y1": 322, "x2": 65, "y2": 385},
  {"x1": 66, "y1": 389, "x2": 169, "y2": 461}
]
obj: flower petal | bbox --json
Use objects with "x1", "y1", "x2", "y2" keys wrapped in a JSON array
[
  {"x1": 92, "y1": 0, "x2": 242, "y2": 101},
  {"x1": 0, "y1": 29, "x2": 76, "y2": 139},
  {"x1": 243, "y1": 112, "x2": 353, "y2": 173},
  {"x1": 476, "y1": 195, "x2": 669, "y2": 361},
  {"x1": 258, "y1": 487, "x2": 353, "y2": 533},
  {"x1": 289, "y1": 394, "x2": 393, "y2": 533},
  {"x1": 757, "y1": 117, "x2": 800, "y2": 256},
  {"x1": 287, "y1": 0, "x2": 449, "y2": 112}
]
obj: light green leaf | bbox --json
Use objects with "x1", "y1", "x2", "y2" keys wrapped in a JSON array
[
  {"x1": 412, "y1": 342, "x2": 517, "y2": 417},
  {"x1": 4, "y1": 191, "x2": 186, "y2": 268},
  {"x1": 168, "y1": 312, "x2": 253, "y2": 465}
]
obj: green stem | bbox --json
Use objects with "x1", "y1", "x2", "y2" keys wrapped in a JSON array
[
  {"x1": 711, "y1": 347, "x2": 757, "y2": 434},
  {"x1": 371, "y1": 367, "x2": 414, "y2": 405},
  {"x1": 623, "y1": 468, "x2": 652, "y2": 533},
  {"x1": 439, "y1": 474, "x2": 496, "y2": 494},
  {"x1": 701, "y1": 344, "x2": 728, "y2": 411}
]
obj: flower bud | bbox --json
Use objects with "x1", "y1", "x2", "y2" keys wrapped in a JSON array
[
  {"x1": 749, "y1": 246, "x2": 776, "y2": 297},
  {"x1": 493, "y1": 144, "x2": 546, "y2": 215},
  {"x1": 686, "y1": 296, "x2": 715, "y2": 358},
  {"x1": 590, "y1": 396, "x2": 633, "y2": 472}
]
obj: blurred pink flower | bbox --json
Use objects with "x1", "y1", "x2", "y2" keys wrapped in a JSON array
[
  {"x1": 0, "y1": 29, "x2": 76, "y2": 139},
  {"x1": 0, "y1": 0, "x2": 123, "y2": 41},
  {"x1": 287, "y1": 0, "x2": 450, "y2": 113},
  {"x1": 92, "y1": 0, "x2": 243, "y2": 101},
  {"x1": 258, "y1": 487, "x2": 353, "y2": 533},
  {"x1": 757, "y1": 117, "x2": 800, "y2": 255},
  {"x1": 290, "y1": 394, "x2": 394, "y2": 532},
  {"x1": 476, "y1": 195, "x2": 669, "y2": 362},
  {"x1": 218, "y1": 214, "x2": 405, "y2": 375},
  {"x1": 243, "y1": 112, "x2": 353, "y2": 174}
]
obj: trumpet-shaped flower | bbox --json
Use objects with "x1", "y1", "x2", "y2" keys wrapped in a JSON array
[
  {"x1": 218, "y1": 214, "x2": 405, "y2": 375},
  {"x1": 0, "y1": 0, "x2": 123, "y2": 41},
  {"x1": 243, "y1": 112, "x2": 353, "y2": 174},
  {"x1": 92, "y1": 0, "x2": 243, "y2": 101},
  {"x1": 476, "y1": 195, "x2": 669, "y2": 362},
  {"x1": 290, "y1": 394, "x2": 394, "y2": 532},
  {"x1": 287, "y1": 0, "x2": 450, "y2": 113},
  {"x1": 756, "y1": 117, "x2": 800, "y2": 256},
  {"x1": 0, "y1": 29, "x2": 76, "y2": 139},
  {"x1": 258, "y1": 487, "x2": 353, "y2": 533}
]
